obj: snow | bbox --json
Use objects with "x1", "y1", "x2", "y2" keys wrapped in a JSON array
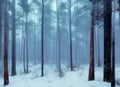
[{"x1": 0, "y1": 64, "x2": 120, "y2": 87}]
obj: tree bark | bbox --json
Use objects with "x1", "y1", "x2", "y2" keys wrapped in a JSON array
[
  {"x1": 41, "y1": 0, "x2": 44, "y2": 77},
  {"x1": 0, "y1": 0, "x2": 2, "y2": 61},
  {"x1": 4, "y1": 0, "x2": 9, "y2": 85},
  {"x1": 25, "y1": 13, "x2": 29, "y2": 73},
  {"x1": 11, "y1": 0, "x2": 16, "y2": 76},
  {"x1": 34, "y1": 9, "x2": 36, "y2": 65},
  {"x1": 88, "y1": 9, "x2": 95, "y2": 81},
  {"x1": 69, "y1": 0, "x2": 73, "y2": 71},
  {"x1": 103, "y1": 0, "x2": 112, "y2": 82},
  {"x1": 111, "y1": 1, "x2": 115, "y2": 86}
]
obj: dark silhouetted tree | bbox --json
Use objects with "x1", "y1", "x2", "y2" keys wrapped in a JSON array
[
  {"x1": 41, "y1": 0, "x2": 44, "y2": 77},
  {"x1": 103, "y1": 0, "x2": 112, "y2": 82},
  {"x1": 4, "y1": 0, "x2": 9, "y2": 85}
]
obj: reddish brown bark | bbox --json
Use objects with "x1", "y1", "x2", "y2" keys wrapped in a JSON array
[
  {"x1": 4, "y1": 0, "x2": 9, "y2": 85},
  {"x1": 88, "y1": 9, "x2": 95, "y2": 81}
]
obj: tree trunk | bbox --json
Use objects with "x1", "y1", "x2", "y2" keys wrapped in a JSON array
[
  {"x1": 22, "y1": 18, "x2": 26, "y2": 73},
  {"x1": 25, "y1": 13, "x2": 28, "y2": 73},
  {"x1": 88, "y1": 9, "x2": 95, "y2": 81},
  {"x1": 96, "y1": 27, "x2": 100, "y2": 67},
  {"x1": 69, "y1": 0, "x2": 73, "y2": 71},
  {"x1": 11, "y1": 0, "x2": 16, "y2": 76},
  {"x1": 41, "y1": 0, "x2": 44, "y2": 77},
  {"x1": 111, "y1": 20, "x2": 115, "y2": 87},
  {"x1": 0, "y1": 0, "x2": 2, "y2": 61},
  {"x1": 111, "y1": 1, "x2": 115, "y2": 86},
  {"x1": 56, "y1": 0, "x2": 63, "y2": 77},
  {"x1": 103, "y1": 0, "x2": 112, "y2": 82},
  {"x1": 34, "y1": 9, "x2": 36, "y2": 65},
  {"x1": 4, "y1": 0, "x2": 9, "y2": 85}
]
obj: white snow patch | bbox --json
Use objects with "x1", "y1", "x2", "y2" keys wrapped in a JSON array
[{"x1": 0, "y1": 64, "x2": 120, "y2": 87}]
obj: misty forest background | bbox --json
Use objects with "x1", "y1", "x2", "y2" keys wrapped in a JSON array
[{"x1": 0, "y1": 0, "x2": 120, "y2": 87}]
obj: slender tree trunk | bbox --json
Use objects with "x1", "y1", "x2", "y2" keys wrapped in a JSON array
[
  {"x1": 4, "y1": 0, "x2": 9, "y2": 85},
  {"x1": 34, "y1": 10, "x2": 36, "y2": 65},
  {"x1": 119, "y1": 0, "x2": 120, "y2": 29},
  {"x1": 56, "y1": 0, "x2": 63, "y2": 77},
  {"x1": 22, "y1": 18, "x2": 26, "y2": 73},
  {"x1": 26, "y1": 13, "x2": 28, "y2": 73},
  {"x1": 0, "y1": 0, "x2": 2, "y2": 61},
  {"x1": 11, "y1": 0, "x2": 16, "y2": 76},
  {"x1": 88, "y1": 9, "x2": 95, "y2": 81},
  {"x1": 69, "y1": 0, "x2": 73, "y2": 71},
  {"x1": 41, "y1": 0, "x2": 44, "y2": 77},
  {"x1": 103, "y1": 0, "x2": 112, "y2": 82}
]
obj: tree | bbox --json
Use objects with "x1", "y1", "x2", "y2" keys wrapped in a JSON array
[
  {"x1": 103, "y1": 0, "x2": 112, "y2": 82},
  {"x1": 19, "y1": 0, "x2": 30, "y2": 73},
  {"x1": 68, "y1": 0, "x2": 73, "y2": 71},
  {"x1": 96, "y1": 29, "x2": 100, "y2": 67},
  {"x1": 56, "y1": 0, "x2": 62, "y2": 77},
  {"x1": 111, "y1": 1, "x2": 115, "y2": 86},
  {"x1": 41, "y1": 0, "x2": 44, "y2": 77},
  {"x1": 88, "y1": 5, "x2": 95, "y2": 81},
  {"x1": 34, "y1": 10, "x2": 36, "y2": 65},
  {"x1": 11, "y1": 0, "x2": 16, "y2": 76},
  {"x1": 0, "y1": 0, "x2": 2, "y2": 61},
  {"x1": 4, "y1": 0, "x2": 9, "y2": 85},
  {"x1": 111, "y1": 17, "x2": 115, "y2": 87}
]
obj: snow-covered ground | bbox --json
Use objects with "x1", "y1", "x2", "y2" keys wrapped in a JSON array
[{"x1": 0, "y1": 64, "x2": 120, "y2": 87}]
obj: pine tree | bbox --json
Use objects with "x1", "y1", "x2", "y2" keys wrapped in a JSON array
[
  {"x1": 19, "y1": 0, "x2": 30, "y2": 73},
  {"x1": 11, "y1": 0, "x2": 16, "y2": 76},
  {"x1": 41, "y1": 0, "x2": 44, "y2": 77},
  {"x1": 111, "y1": 1, "x2": 115, "y2": 86},
  {"x1": 103, "y1": 0, "x2": 112, "y2": 82},
  {"x1": 88, "y1": 7, "x2": 95, "y2": 81},
  {"x1": 4, "y1": 0, "x2": 9, "y2": 85},
  {"x1": 68, "y1": 0, "x2": 73, "y2": 71},
  {"x1": 0, "y1": 0, "x2": 2, "y2": 62}
]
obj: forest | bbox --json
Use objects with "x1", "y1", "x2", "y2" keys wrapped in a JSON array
[{"x1": 0, "y1": 0, "x2": 120, "y2": 87}]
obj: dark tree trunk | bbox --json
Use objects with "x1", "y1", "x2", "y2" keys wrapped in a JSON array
[
  {"x1": 11, "y1": 0, "x2": 16, "y2": 76},
  {"x1": 111, "y1": 1, "x2": 115, "y2": 86},
  {"x1": 41, "y1": 0, "x2": 44, "y2": 77},
  {"x1": 4, "y1": 0, "x2": 9, "y2": 85},
  {"x1": 103, "y1": 0, "x2": 112, "y2": 82},
  {"x1": 88, "y1": 9, "x2": 95, "y2": 81},
  {"x1": 69, "y1": 0, "x2": 73, "y2": 71},
  {"x1": 111, "y1": 23, "x2": 115, "y2": 87}
]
